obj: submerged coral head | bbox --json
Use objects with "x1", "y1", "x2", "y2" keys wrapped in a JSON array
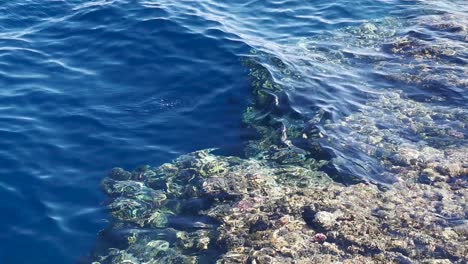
[{"x1": 312, "y1": 233, "x2": 327, "y2": 243}]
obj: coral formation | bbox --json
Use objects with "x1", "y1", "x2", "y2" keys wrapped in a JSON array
[
  {"x1": 90, "y1": 145, "x2": 466, "y2": 263},
  {"x1": 87, "y1": 9, "x2": 467, "y2": 264}
]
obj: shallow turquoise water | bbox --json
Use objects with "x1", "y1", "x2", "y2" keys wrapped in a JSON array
[{"x1": 0, "y1": 0, "x2": 466, "y2": 263}]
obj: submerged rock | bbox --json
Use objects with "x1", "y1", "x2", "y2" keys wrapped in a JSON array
[
  {"x1": 88, "y1": 146, "x2": 467, "y2": 263},
  {"x1": 313, "y1": 211, "x2": 337, "y2": 230},
  {"x1": 87, "y1": 10, "x2": 467, "y2": 264}
]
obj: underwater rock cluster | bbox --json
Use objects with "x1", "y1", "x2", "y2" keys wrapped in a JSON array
[
  {"x1": 88, "y1": 10, "x2": 467, "y2": 264},
  {"x1": 91, "y1": 144, "x2": 466, "y2": 263},
  {"x1": 91, "y1": 91, "x2": 468, "y2": 263},
  {"x1": 295, "y1": 12, "x2": 467, "y2": 96},
  {"x1": 240, "y1": 9, "x2": 467, "y2": 175},
  {"x1": 323, "y1": 91, "x2": 467, "y2": 183},
  {"x1": 375, "y1": 13, "x2": 467, "y2": 95}
]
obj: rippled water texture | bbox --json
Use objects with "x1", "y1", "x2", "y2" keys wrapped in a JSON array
[{"x1": 0, "y1": 0, "x2": 466, "y2": 263}]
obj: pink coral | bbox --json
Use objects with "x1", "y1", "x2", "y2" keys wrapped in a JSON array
[
  {"x1": 313, "y1": 233, "x2": 327, "y2": 243},
  {"x1": 236, "y1": 200, "x2": 254, "y2": 213}
]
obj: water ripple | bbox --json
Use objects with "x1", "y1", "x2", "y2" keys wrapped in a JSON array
[{"x1": 0, "y1": 0, "x2": 466, "y2": 263}]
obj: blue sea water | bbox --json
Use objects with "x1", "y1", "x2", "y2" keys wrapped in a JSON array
[{"x1": 0, "y1": 0, "x2": 466, "y2": 263}]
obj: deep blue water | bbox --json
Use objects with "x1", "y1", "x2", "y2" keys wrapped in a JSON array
[{"x1": 0, "y1": 0, "x2": 466, "y2": 263}]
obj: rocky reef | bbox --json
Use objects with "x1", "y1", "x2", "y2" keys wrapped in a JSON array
[
  {"x1": 89, "y1": 143, "x2": 466, "y2": 263},
  {"x1": 89, "y1": 91, "x2": 467, "y2": 263},
  {"x1": 375, "y1": 13, "x2": 467, "y2": 97},
  {"x1": 322, "y1": 91, "x2": 467, "y2": 184},
  {"x1": 240, "y1": 7, "x2": 467, "y2": 180},
  {"x1": 87, "y1": 8, "x2": 467, "y2": 264}
]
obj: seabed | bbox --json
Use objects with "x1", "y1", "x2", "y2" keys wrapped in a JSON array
[{"x1": 87, "y1": 9, "x2": 467, "y2": 264}]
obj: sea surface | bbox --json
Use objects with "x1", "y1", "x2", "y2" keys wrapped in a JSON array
[{"x1": 0, "y1": 0, "x2": 466, "y2": 263}]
